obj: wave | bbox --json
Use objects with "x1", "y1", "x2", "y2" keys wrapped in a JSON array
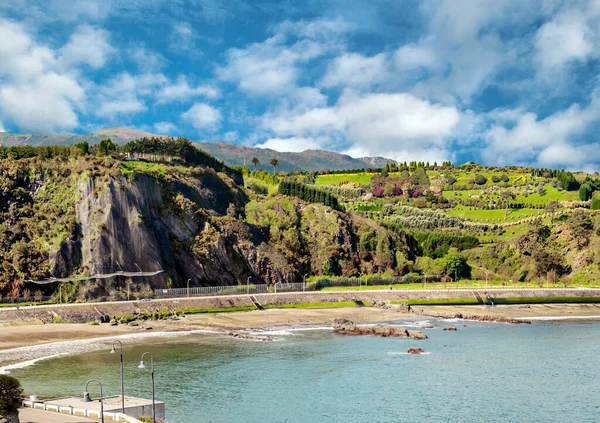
[
  {"x1": 517, "y1": 315, "x2": 600, "y2": 321},
  {"x1": 0, "y1": 353, "x2": 69, "y2": 375}
]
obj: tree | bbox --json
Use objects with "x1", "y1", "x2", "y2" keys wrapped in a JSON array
[
  {"x1": 579, "y1": 183, "x2": 592, "y2": 201},
  {"x1": 251, "y1": 157, "x2": 260, "y2": 171},
  {"x1": 437, "y1": 250, "x2": 470, "y2": 280},
  {"x1": 567, "y1": 209, "x2": 593, "y2": 249},
  {"x1": 0, "y1": 375, "x2": 23, "y2": 415},
  {"x1": 270, "y1": 158, "x2": 279, "y2": 174},
  {"x1": 546, "y1": 200, "x2": 559, "y2": 222},
  {"x1": 97, "y1": 138, "x2": 116, "y2": 156}
]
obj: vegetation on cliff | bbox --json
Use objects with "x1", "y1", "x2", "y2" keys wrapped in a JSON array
[{"x1": 1, "y1": 136, "x2": 600, "y2": 300}]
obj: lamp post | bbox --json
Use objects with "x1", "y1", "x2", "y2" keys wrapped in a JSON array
[
  {"x1": 82, "y1": 379, "x2": 104, "y2": 423},
  {"x1": 187, "y1": 279, "x2": 191, "y2": 298},
  {"x1": 110, "y1": 340, "x2": 125, "y2": 414},
  {"x1": 127, "y1": 281, "x2": 132, "y2": 301},
  {"x1": 138, "y1": 352, "x2": 155, "y2": 423},
  {"x1": 247, "y1": 276, "x2": 251, "y2": 295},
  {"x1": 303, "y1": 274, "x2": 308, "y2": 292}
]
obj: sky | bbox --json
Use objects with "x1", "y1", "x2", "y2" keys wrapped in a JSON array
[{"x1": 0, "y1": 0, "x2": 599, "y2": 171}]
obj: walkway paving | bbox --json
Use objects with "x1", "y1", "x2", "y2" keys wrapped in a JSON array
[{"x1": 18, "y1": 408, "x2": 96, "y2": 423}]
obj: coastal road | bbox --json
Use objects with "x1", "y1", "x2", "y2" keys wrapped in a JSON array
[{"x1": 19, "y1": 408, "x2": 96, "y2": 423}]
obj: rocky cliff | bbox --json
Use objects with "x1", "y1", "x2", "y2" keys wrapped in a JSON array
[{"x1": 0, "y1": 156, "x2": 416, "y2": 299}]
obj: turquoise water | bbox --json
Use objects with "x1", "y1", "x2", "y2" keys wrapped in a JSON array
[{"x1": 7, "y1": 319, "x2": 600, "y2": 422}]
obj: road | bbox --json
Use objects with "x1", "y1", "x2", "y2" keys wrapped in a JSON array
[{"x1": 19, "y1": 408, "x2": 96, "y2": 423}]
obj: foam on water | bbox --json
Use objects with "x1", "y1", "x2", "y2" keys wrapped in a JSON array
[
  {"x1": 0, "y1": 353, "x2": 70, "y2": 375},
  {"x1": 517, "y1": 315, "x2": 600, "y2": 321}
]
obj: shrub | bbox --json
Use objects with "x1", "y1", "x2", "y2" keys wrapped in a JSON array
[
  {"x1": 591, "y1": 196, "x2": 600, "y2": 210},
  {"x1": 0, "y1": 375, "x2": 23, "y2": 415},
  {"x1": 474, "y1": 174, "x2": 487, "y2": 185},
  {"x1": 491, "y1": 175, "x2": 500, "y2": 183}
]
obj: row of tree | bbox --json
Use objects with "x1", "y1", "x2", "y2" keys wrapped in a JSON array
[{"x1": 278, "y1": 180, "x2": 341, "y2": 210}]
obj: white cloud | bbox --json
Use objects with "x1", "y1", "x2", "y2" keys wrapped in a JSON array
[
  {"x1": 483, "y1": 92, "x2": 600, "y2": 167},
  {"x1": 394, "y1": 44, "x2": 437, "y2": 69},
  {"x1": 535, "y1": 13, "x2": 594, "y2": 69},
  {"x1": 58, "y1": 24, "x2": 114, "y2": 69},
  {"x1": 154, "y1": 121, "x2": 177, "y2": 134},
  {"x1": 321, "y1": 52, "x2": 389, "y2": 89},
  {"x1": 95, "y1": 72, "x2": 166, "y2": 118},
  {"x1": 0, "y1": 121, "x2": 5, "y2": 132},
  {"x1": 130, "y1": 46, "x2": 167, "y2": 71},
  {"x1": 218, "y1": 20, "x2": 342, "y2": 102},
  {"x1": 222, "y1": 131, "x2": 238, "y2": 143},
  {"x1": 181, "y1": 103, "x2": 221, "y2": 130},
  {"x1": 262, "y1": 91, "x2": 460, "y2": 161},
  {"x1": 156, "y1": 76, "x2": 219, "y2": 103},
  {"x1": 170, "y1": 23, "x2": 198, "y2": 53},
  {"x1": 0, "y1": 19, "x2": 84, "y2": 132},
  {"x1": 254, "y1": 136, "x2": 325, "y2": 152}
]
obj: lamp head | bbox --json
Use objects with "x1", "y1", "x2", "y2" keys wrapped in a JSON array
[
  {"x1": 82, "y1": 392, "x2": 92, "y2": 402},
  {"x1": 138, "y1": 360, "x2": 146, "y2": 369},
  {"x1": 110, "y1": 346, "x2": 116, "y2": 354}
]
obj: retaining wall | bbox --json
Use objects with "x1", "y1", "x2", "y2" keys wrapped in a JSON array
[{"x1": 0, "y1": 288, "x2": 598, "y2": 324}]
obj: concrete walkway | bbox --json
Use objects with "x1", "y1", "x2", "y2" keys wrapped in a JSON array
[{"x1": 18, "y1": 408, "x2": 96, "y2": 423}]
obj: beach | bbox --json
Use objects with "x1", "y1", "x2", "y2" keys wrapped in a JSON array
[{"x1": 1, "y1": 303, "x2": 599, "y2": 363}]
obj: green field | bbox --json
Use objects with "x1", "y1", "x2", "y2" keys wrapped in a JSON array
[
  {"x1": 120, "y1": 161, "x2": 167, "y2": 178},
  {"x1": 315, "y1": 173, "x2": 373, "y2": 186},
  {"x1": 445, "y1": 206, "x2": 545, "y2": 222},
  {"x1": 443, "y1": 184, "x2": 579, "y2": 204}
]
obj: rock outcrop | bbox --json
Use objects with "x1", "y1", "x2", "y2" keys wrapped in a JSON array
[
  {"x1": 407, "y1": 347, "x2": 425, "y2": 354},
  {"x1": 332, "y1": 319, "x2": 428, "y2": 340}
]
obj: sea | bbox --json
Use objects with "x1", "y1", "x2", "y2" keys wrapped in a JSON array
[{"x1": 2, "y1": 317, "x2": 600, "y2": 423}]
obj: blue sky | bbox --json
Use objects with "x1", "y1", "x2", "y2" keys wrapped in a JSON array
[{"x1": 0, "y1": 0, "x2": 599, "y2": 171}]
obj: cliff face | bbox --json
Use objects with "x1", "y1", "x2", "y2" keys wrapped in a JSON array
[{"x1": 1, "y1": 157, "x2": 418, "y2": 298}]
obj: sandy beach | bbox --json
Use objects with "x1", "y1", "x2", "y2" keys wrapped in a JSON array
[{"x1": 1, "y1": 304, "x2": 599, "y2": 368}]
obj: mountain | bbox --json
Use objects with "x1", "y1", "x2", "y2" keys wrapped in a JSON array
[{"x1": 0, "y1": 127, "x2": 394, "y2": 172}]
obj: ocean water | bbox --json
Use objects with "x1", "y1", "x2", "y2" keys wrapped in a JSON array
[{"x1": 6, "y1": 319, "x2": 600, "y2": 423}]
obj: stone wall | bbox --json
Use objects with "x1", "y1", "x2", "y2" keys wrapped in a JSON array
[{"x1": 0, "y1": 288, "x2": 597, "y2": 324}]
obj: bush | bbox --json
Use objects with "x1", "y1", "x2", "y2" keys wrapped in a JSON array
[
  {"x1": 491, "y1": 175, "x2": 500, "y2": 183},
  {"x1": 0, "y1": 375, "x2": 23, "y2": 415},
  {"x1": 591, "y1": 196, "x2": 600, "y2": 210},
  {"x1": 474, "y1": 174, "x2": 487, "y2": 185}
]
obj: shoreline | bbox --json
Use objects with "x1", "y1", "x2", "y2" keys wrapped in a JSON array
[{"x1": 1, "y1": 304, "x2": 599, "y2": 369}]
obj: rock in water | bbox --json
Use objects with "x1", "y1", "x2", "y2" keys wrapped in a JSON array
[
  {"x1": 332, "y1": 319, "x2": 427, "y2": 340},
  {"x1": 407, "y1": 347, "x2": 425, "y2": 355},
  {"x1": 444, "y1": 326, "x2": 457, "y2": 331}
]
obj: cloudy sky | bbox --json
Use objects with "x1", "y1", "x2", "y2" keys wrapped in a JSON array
[{"x1": 0, "y1": 0, "x2": 599, "y2": 170}]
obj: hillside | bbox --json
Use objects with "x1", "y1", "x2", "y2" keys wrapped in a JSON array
[
  {"x1": 0, "y1": 127, "x2": 394, "y2": 172},
  {"x1": 0, "y1": 141, "x2": 415, "y2": 301},
  {"x1": 2, "y1": 139, "x2": 600, "y2": 302}
]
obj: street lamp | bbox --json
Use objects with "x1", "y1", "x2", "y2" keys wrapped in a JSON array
[
  {"x1": 303, "y1": 274, "x2": 308, "y2": 292},
  {"x1": 82, "y1": 379, "x2": 104, "y2": 423},
  {"x1": 138, "y1": 352, "x2": 155, "y2": 423},
  {"x1": 109, "y1": 340, "x2": 125, "y2": 414},
  {"x1": 187, "y1": 279, "x2": 191, "y2": 298},
  {"x1": 247, "y1": 276, "x2": 252, "y2": 295},
  {"x1": 127, "y1": 281, "x2": 132, "y2": 301}
]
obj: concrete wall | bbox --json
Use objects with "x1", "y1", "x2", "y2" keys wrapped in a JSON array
[{"x1": 0, "y1": 288, "x2": 597, "y2": 324}]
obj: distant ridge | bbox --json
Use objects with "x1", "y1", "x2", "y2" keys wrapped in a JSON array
[{"x1": 0, "y1": 127, "x2": 395, "y2": 172}]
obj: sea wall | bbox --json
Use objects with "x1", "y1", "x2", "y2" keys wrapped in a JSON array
[{"x1": 0, "y1": 288, "x2": 597, "y2": 324}]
